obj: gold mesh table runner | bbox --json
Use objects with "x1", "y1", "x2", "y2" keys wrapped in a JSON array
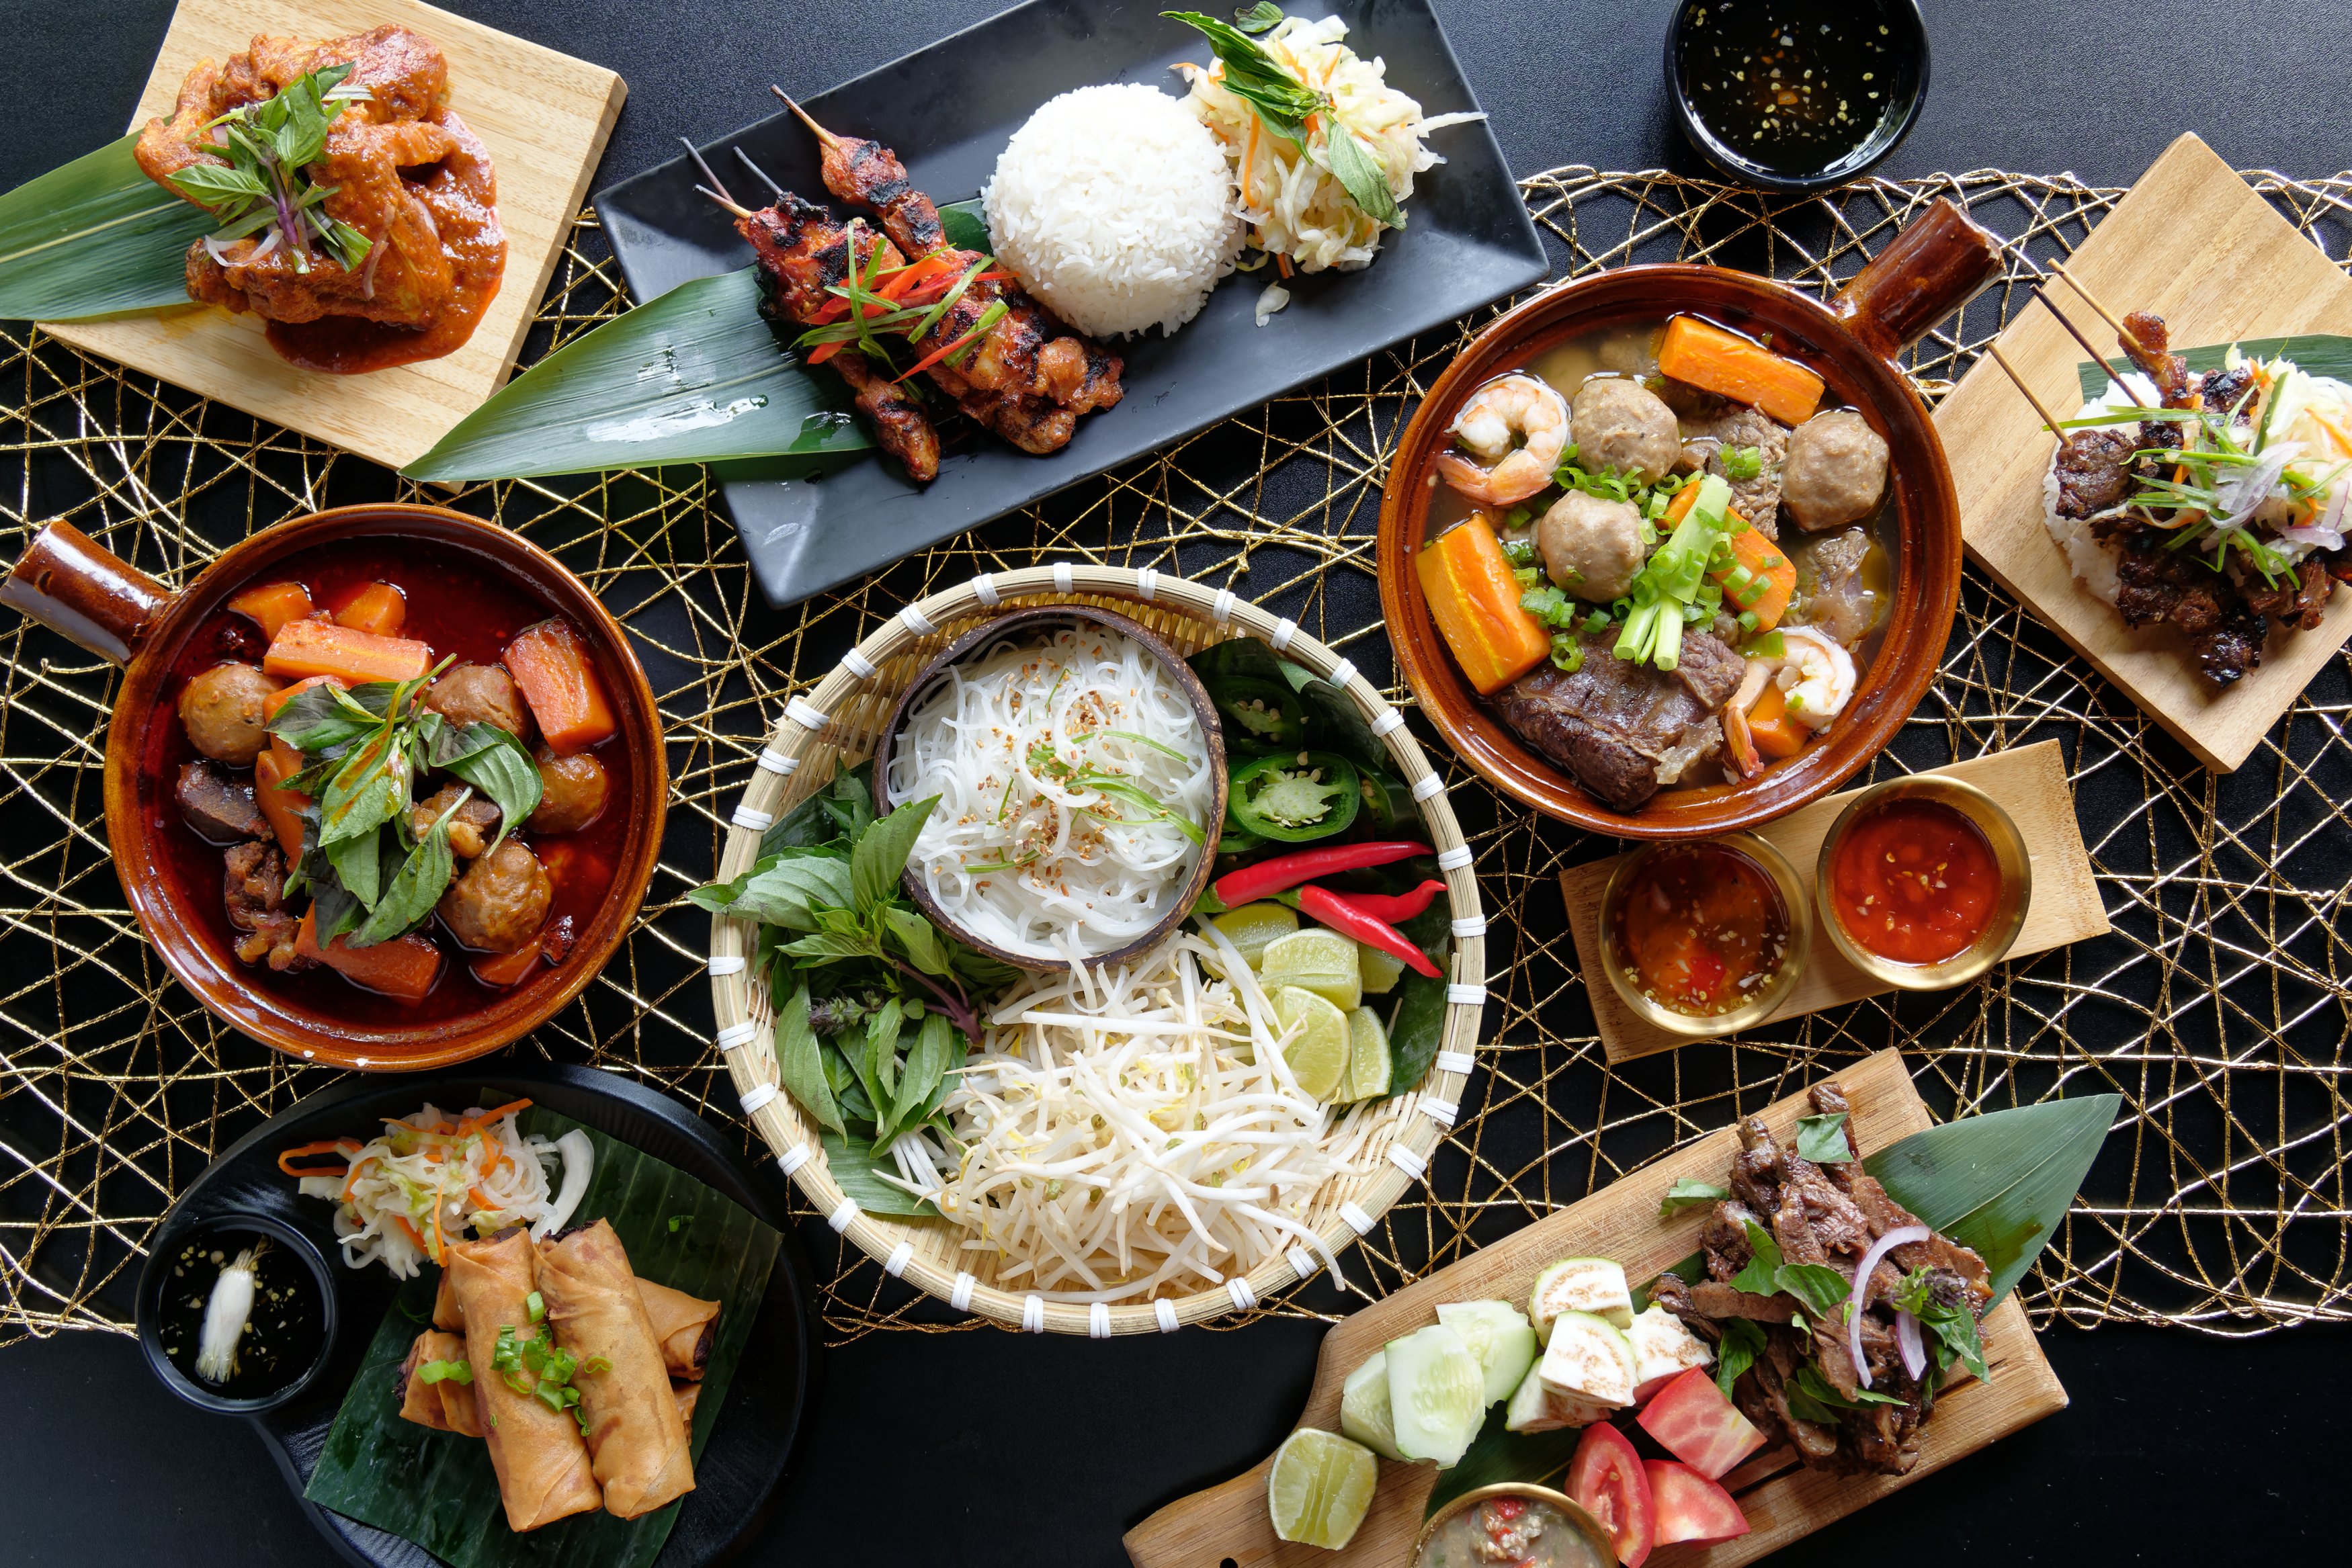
[{"x1": 3, "y1": 166, "x2": 2347, "y2": 1347}]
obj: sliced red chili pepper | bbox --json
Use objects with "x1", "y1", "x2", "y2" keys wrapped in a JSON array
[
  {"x1": 1298, "y1": 885, "x2": 1441, "y2": 978},
  {"x1": 1323, "y1": 879, "x2": 1445, "y2": 923},
  {"x1": 1210, "y1": 840, "x2": 1433, "y2": 908}
]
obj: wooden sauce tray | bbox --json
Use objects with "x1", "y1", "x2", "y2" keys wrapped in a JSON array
[
  {"x1": 44, "y1": 0, "x2": 626, "y2": 473},
  {"x1": 1123, "y1": 1049, "x2": 2069, "y2": 1568},
  {"x1": 1933, "y1": 132, "x2": 2352, "y2": 772},
  {"x1": 1562, "y1": 742, "x2": 2108, "y2": 1063}
]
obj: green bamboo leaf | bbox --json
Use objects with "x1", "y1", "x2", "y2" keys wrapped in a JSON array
[
  {"x1": 300, "y1": 1106, "x2": 782, "y2": 1568},
  {"x1": 0, "y1": 133, "x2": 211, "y2": 322},
  {"x1": 401, "y1": 268, "x2": 873, "y2": 482},
  {"x1": 2074, "y1": 335, "x2": 2352, "y2": 402}
]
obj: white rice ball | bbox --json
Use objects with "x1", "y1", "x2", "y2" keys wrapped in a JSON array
[{"x1": 983, "y1": 84, "x2": 1243, "y2": 339}]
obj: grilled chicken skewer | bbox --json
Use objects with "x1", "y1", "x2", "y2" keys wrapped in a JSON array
[
  {"x1": 773, "y1": 90, "x2": 1124, "y2": 449},
  {"x1": 686, "y1": 143, "x2": 941, "y2": 482}
]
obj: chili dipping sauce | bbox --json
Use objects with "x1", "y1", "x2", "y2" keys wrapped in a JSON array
[
  {"x1": 1826, "y1": 797, "x2": 1999, "y2": 965},
  {"x1": 1609, "y1": 841, "x2": 1792, "y2": 1017}
]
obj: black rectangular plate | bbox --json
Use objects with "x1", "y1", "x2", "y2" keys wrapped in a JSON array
[{"x1": 592, "y1": 0, "x2": 1546, "y2": 607}]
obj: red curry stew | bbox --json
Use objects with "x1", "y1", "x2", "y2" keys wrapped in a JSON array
[
  {"x1": 1608, "y1": 840, "x2": 1794, "y2": 1016},
  {"x1": 146, "y1": 538, "x2": 632, "y2": 1025},
  {"x1": 1824, "y1": 796, "x2": 1999, "y2": 965}
]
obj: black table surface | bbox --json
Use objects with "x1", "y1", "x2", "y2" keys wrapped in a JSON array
[{"x1": 3, "y1": 1, "x2": 2345, "y2": 1565}]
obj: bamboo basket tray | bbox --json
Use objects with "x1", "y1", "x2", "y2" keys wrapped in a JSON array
[{"x1": 706, "y1": 564, "x2": 1489, "y2": 1335}]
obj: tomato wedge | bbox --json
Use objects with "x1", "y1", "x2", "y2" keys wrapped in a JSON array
[
  {"x1": 1645, "y1": 1460, "x2": 1751, "y2": 1547},
  {"x1": 1566, "y1": 1422, "x2": 1656, "y2": 1568},
  {"x1": 1636, "y1": 1366, "x2": 1767, "y2": 1480}
]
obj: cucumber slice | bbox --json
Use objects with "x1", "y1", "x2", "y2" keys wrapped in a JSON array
[
  {"x1": 1537, "y1": 1309, "x2": 1638, "y2": 1407},
  {"x1": 1435, "y1": 1300, "x2": 1538, "y2": 1406},
  {"x1": 1529, "y1": 1256, "x2": 1633, "y2": 1340},
  {"x1": 1382, "y1": 1324, "x2": 1485, "y2": 1466},
  {"x1": 1503, "y1": 1359, "x2": 1613, "y2": 1434},
  {"x1": 1357, "y1": 941, "x2": 1406, "y2": 995},
  {"x1": 1628, "y1": 1303, "x2": 1715, "y2": 1403},
  {"x1": 1339, "y1": 1351, "x2": 1406, "y2": 1461}
]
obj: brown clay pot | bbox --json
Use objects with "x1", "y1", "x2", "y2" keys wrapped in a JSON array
[
  {"x1": 1378, "y1": 198, "x2": 2001, "y2": 838},
  {"x1": 869, "y1": 604, "x2": 1226, "y2": 971},
  {"x1": 0, "y1": 505, "x2": 667, "y2": 1071}
]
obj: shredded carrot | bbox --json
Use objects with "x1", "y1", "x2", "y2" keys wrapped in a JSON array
[
  {"x1": 1277, "y1": 252, "x2": 1292, "y2": 279},
  {"x1": 470, "y1": 1184, "x2": 498, "y2": 1211},
  {"x1": 2310, "y1": 408, "x2": 2352, "y2": 458},
  {"x1": 276, "y1": 1138, "x2": 358, "y2": 1178},
  {"x1": 343, "y1": 1155, "x2": 376, "y2": 1202},
  {"x1": 1241, "y1": 114, "x2": 1258, "y2": 209},
  {"x1": 394, "y1": 1214, "x2": 428, "y2": 1255}
]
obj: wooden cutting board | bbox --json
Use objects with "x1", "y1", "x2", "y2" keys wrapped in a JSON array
[
  {"x1": 1933, "y1": 132, "x2": 2352, "y2": 773},
  {"x1": 41, "y1": 0, "x2": 625, "y2": 472},
  {"x1": 1561, "y1": 742, "x2": 2108, "y2": 1063},
  {"x1": 1123, "y1": 1049, "x2": 2068, "y2": 1568}
]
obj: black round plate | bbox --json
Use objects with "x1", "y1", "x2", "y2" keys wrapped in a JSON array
[{"x1": 135, "y1": 1061, "x2": 818, "y2": 1568}]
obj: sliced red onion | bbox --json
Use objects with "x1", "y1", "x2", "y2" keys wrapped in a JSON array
[
  {"x1": 1847, "y1": 1223, "x2": 1929, "y2": 1389},
  {"x1": 248, "y1": 228, "x2": 280, "y2": 264},
  {"x1": 202, "y1": 234, "x2": 234, "y2": 267},
  {"x1": 360, "y1": 238, "x2": 386, "y2": 299},
  {"x1": 2281, "y1": 524, "x2": 2345, "y2": 551},
  {"x1": 1894, "y1": 1308, "x2": 1927, "y2": 1381}
]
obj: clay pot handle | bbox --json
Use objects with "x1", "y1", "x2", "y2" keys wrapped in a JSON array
[
  {"x1": 1, "y1": 521, "x2": 173, "y2": 667},
  {"x1": 1831, "y1": 197, "x2": 2005, "y2": 361}
]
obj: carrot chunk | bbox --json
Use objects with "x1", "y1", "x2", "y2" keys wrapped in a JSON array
[
  {"x1": 253, "y1": 743, "x2": 310, "y2": 861},
  {"x1": 1710, "y1": 526, "x2": 1797, "y2": 630},
  {"x1": 1744, "y1": 683, "x2": 1808, "y2": 758},
  {"x1": 333, "y1": 581, "x2": 408, "y2": 638},
  {"x1": 228, "y1": 581, "x2": 314, "y2": 641},
  {"x1": 1416, "y1": 514, "x2": 1553, "y2": 696},
  {"x1": 505, "y1": 619, "x2": 616, "y2": 755},
  {"x1": 263, "y1": 618, "x2": 431, "y2": 685},
  {"x1": 294, "y1": 906, "x2": 442, "y2": 1002},
  {"x1": 1656, "y1": 315, "x2": 1824, "y2": 426},
  {"x1": 471, "y1": 942, "x2": 542, "y2": 988},
  {"x1": 262, "y1": 672, "x2": 347, "y2": 723}
]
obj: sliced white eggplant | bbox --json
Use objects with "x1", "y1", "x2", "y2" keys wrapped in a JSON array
[
  {"x1": 1537, "y1": 1308, "x2": 1638, "y2": 1408},
  {"x1": 1627, "y1": 1302, "x2": 1715, "y2": 1404},
  {"x1": 1503, "y1": 1359, "x2": 1615, "y2": 1434},
  {"x1": 1529, "y1": 1256, "x2": 1633, "y2": 1340}
]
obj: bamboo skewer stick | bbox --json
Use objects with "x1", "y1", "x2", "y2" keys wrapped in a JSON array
[
  {"x1": 2050, "y1": 259, "x2": 2138, "y2": 347},
  {"x1": 734, "y1": 148, "x2": 786, "y2": 198},
  {"x1": 2034, "y1": 288, "x2": 2145, "y2": 408},
  {"x1": 1984, "y1": 343, "x2": 2076, "y2": 450},
  {"x1": 771, "y1": 87, "x2": 840, "y2": 149},
  {"x1": 679, "y1": 138, "x2": 751, "y2": 217}
]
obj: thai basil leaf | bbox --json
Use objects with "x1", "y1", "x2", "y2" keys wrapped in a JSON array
[
  {"x1": 818, "y1": 1130, "x2": 938, "y2": 1217},
  {"x1": 267, "y1": 681, "x2": 381, "y2": 753},
  {"x1": 437, "y1": 724, "x2": 542, "y2": 852},
  {"x1": 1714, "y1": 1316, "x2": 1767, "y2": 1401},
  {"x1": 949, "y1": 943, "x2": 1023, "y2": 994},
  {"x1": 1892, "y1": 1266, "x2": 1990, "y2": 1382},
  {"x1": 814, "y1": 905, "x2": 867, "y2": 938},
  {"x1": 724, "y1": 853, "x2": 855, "y2": 931},
  {"x1": 1775, "y1": 1262, "x2": 1851, "y2": 1322},
  {"x1": 883, "y1": 906, "x2": 954, "y2": 978},
  {"x1": 1162, "y1": 12, "x2": 1317, "y2": 136},
  {"x1": 893, "y1": 1012, "x2": 957, "y2": 1128},
  {"x1": 309, "y1": 857, "x2": 362, "y2": 944},
  {"x1": 1795, "y1": 1110, "x2": 1853, "y2": 1165},
  {"x1": 819, "y1": 765, "x2": 876, "y2": 840},
  {"x1": 779, "y1": 930, "x2": 880, "y2": 963},
  {"x1": 1321, "y1": 122, "x2": 1403, "y2": 230},
  {"x1": 1661, "y1": 1177, "x2": 1730, "y2": 1219},
  {"x1": 1730, "y1": 1219, "x2": 1785, "y2": 1296},
  {"x1": 348, "y1": 790, "x2": 463, "y2": 947},
  {"x1": 1786, "y1": 1364, "x2": 1905, "y2": 1415},
  {"x1": 326, "y1": 822, "x2": 386, "y2": 910},
  {"x1": 1234, "y1": 1, "x2": 1285, "y2": 30},
  {"x1": 774, "y1": 982, "x2": 845, "y2": 1135},
  {"x1": 317, "y1": 730, "x2": 407, "y2": 848},
  {"x1": 865, "y1": 999, "x2": 905, "y2": 1134},
  {"x1": 852, "y1": 794, "x2": 937, "y2": 913}
]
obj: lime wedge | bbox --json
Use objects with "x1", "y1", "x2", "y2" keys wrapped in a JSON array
[
  {"x1": 1358, "y1": 940, "x2": 1407, "y2": 995},
  {"x1": 1265, "y1": 1427, "x2": 1379, "y2": 1550},
  {"x1": 1261, "y1": 928, "x2": 1363, "y2": 1011},
  {"x1": 1273, "y1": 986, "x2": 1350, "y2": 1101},
  {"x1": 1210, "y1": 902, "x2": 1300, "y2": 970},
  {"x1": 1342, "y1": 1007, "x2": 1393, "y2": 1102}
]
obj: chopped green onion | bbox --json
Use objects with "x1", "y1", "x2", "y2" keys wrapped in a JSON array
[{"x1": 1738, "y1": 609, "x2": 1761, "y2": 633}]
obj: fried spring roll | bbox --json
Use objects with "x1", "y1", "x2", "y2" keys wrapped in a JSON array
[
  {"x1": 536, "y1": 1219, "x2": 695, "y2": 1519},
  {"x1": 436, "y1": 1264, "x2": 718, "y2": 1381},
  {"x1": 398, "y1": 1329, "x2": 485, "y2": 1436},
  {"x1": 447, "y1": 1229, "x2": 603, "y2": 1530}
]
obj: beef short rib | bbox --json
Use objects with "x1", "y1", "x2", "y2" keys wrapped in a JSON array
[
  {"x1": 177, "y1": 759, "x2": 267, "y2": 844},
  {"x1": 1490, "y1": 629, "x2": 1745, "y2": 811}
]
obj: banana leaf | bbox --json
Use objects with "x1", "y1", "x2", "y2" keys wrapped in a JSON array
[
  {"x1": 1427, "y1": 1092, "x2": 2119, "y2": 1518},
  {"x1": 938, "y1": 198, "x2": 989, "y2": 253},
  {"x1": 401, "y1": 267, "x2": 870, "y2": 482},
  {"x1": 300, "y1": 1106, "x2": 783, "y2": 1568},
  {"x1": 2074, "y1": 335, "x2": 2352, "y2": 401},
  {"x1": 0, "y1": 132, "x2": 210, "y2": 322}
]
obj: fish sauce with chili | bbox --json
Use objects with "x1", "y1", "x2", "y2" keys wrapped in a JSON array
[
  {"x1": 1610, "y1": 841, "x2": 1792, "y2": 1016},
  {"x1": 1827, "y1": 797, "x2": 1999, "y2": 965},
  {"x1": 1676, "y1": 1, "x2": 1904, "y2": 179}
]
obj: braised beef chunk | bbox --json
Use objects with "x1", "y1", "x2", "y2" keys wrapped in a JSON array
[
  {"x1": 177, "y1": 759, "x2": 268, "y2": 844},
  {"x1": 2052, "y1": 429, "x2": 2136, "y2": 518},
  {"x1": 1673, "y1": 1080, "x2": 1991, "y2": 1476},
  {"x1": 2101, "y1": 519, "x2": 2268, "y2": 685},
  {"x1": 2237, "y1": 557, "x2": 2335, "y2": 632},
  {"x1": 2200, "y1": 363, "x2": 2259, "y2": 421},
  {"x1": 2323, "y1": 547, "x2": 2352, "y2": 585},
  {"x1": 2120, "y1": 310, "x2": 2191, "y2": 403},
  {"x1": 224, "y1": 842, "x2": 311, "y2": 972},
  {"x1": 1490, "y1": 629, "x2": 1745, "y2": 811}
]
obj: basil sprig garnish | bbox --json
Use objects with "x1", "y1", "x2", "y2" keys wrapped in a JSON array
[
  {"x1": 266, "y1": 658, "x2": 544, "y2": 948},
  {"x1": 167, "y1": 61, "x2": 378, "y2": 274}
]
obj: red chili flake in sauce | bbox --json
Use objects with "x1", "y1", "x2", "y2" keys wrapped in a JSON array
[
  {"x1": 1828, "y1": 797, "x2": 1999, "y2": 965},
  {"x1": 1609, "y1": 842, "x2": 1790, "y2": 1016}
]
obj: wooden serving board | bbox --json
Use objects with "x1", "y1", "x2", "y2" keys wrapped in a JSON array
[
  {"x1": 41, "y1": 0, "x2": 625, "y2": 472},
  {"x1": 1933, "y1": 132, "x2": 2352, "y2": 773},
  {"x1": 1561, "y1": 742, "x2": 2107, "y2": 1063},
  {"x1": 1123, "y1": 1049, "x2": 2068, "y2": 1568}
]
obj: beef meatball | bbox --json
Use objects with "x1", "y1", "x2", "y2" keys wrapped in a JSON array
[
  {"x1": 530, "y1": 749, "x2": 610, "y2": 835},
  {"x1": 1539, "y1": 491, "x2": 1647, "y2": 603},
  {"x1": 425, "y1": 663, "x2": 531, "y2": 740},
  {"x1": 177, "y1": 662, "x2": 282, "y2": 765},
  {"x1": 1781, "y1": 410, "x2": 1890, "y2": 531},
  {"x1": 413, "y1": 783, "x2": 503, "y2": 859},
  {"x1": 1570, "y1": 378, "x2": 1681, "y2": 482},
  {"x1": 437, "y1": 840, "x2": 551, "y2": 953}
]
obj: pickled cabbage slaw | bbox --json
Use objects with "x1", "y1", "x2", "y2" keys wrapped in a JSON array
[
  {"x1": 886, "y1": 926, "x2": 1380, "y2": 1303},
  {"x1": 279, "y1": 1099, "x2": 592, "y2": 1279}
]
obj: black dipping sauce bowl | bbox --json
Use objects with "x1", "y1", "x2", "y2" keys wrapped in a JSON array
[
  {"x1": 138, "y1": 1211, "x2": 337, "y2": 1415},
  {"x1": 1667, "y1": 0, "x2": 1930, "y2": 193}
]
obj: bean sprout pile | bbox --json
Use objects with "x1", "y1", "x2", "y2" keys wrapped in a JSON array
[
  {"x1": 883, "y1": 927, "x2": 1380, "y2": 1303},
  {"x1": 887, "y1": 624, "x2": 1214, "y2": 961}
]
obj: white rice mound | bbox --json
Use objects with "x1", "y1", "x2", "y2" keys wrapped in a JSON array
[{"x1": 984, "y1": 84, "x2": 1243, "y2": 339}]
